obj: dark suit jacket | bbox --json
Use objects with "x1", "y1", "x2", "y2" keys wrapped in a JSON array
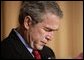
[{"x1": 1, "y1": 29, "x2": 55, "y2": 59}]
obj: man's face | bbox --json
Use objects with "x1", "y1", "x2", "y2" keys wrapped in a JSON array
[{"x1": 28, "y1": 13, "x2": 60, "y2": 50}]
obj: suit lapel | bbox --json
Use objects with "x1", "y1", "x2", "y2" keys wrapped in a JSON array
[
  {"x1": 39, "y1": 46, "x2": 54, "y2": 59},
  {"x1": 8, "y1": 29, "x2": 34, "y2": 59},
  {"x1": 39, "y1": 46, "x2": 48, "y2": 59}
]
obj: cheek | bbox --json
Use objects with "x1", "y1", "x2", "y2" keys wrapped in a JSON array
[
  {"x1": 38, "y1": 29, "x2": 48, "y2": 41},
  {"x1": 36, "y1": 29, "x2": 46, "y2": 41},
  {"x1": 30, "y1": 28, "x2": 45, "y2": 41}
]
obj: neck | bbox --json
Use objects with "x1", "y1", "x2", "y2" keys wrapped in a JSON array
[
  {"x1": 16, "y1": 26, "x2": 28, "y2": 42},
  {"x1": 16, "y1": 26, "x2": 32, "y2": 48}
]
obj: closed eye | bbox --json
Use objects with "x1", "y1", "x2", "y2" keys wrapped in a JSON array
[
  {"x1": 43, "y1": 27, "x2": 58, "y2": 32},
  {"x1": 44, "y1": 28, "x2": 53, "y2": 32}
]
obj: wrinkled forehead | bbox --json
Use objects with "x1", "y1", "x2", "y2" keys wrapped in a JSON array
[{"x1": 41, "y1": 13, "x2": 60, "y2": 30}]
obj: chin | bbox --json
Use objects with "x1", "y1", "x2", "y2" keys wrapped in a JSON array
[{"x1": 37, "y1": 45, "x2": 44, "y2": 50}]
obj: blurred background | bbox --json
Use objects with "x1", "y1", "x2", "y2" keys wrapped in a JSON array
[{"x1": 1, "y1": 1, "x2": 83, "y2": 59}]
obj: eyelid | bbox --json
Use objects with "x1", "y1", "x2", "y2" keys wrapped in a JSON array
[
  {"x1": 43, "y1": 27, "x2": 59, "y2": 32},
  {"x1": 44, "y1": 28, "x2": 52, "y2": 32}
]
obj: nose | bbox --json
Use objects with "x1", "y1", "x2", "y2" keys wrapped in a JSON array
[{"x1": 46, "y1": 32, "x2": 54, "y2": 41}]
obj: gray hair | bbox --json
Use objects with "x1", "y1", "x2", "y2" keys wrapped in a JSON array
[{"x1": 19, "y1": 1, "x2": 63, "y2": 25}]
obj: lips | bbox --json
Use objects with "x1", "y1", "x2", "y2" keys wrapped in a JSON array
[{"x1": 40, "y1": 41, "x2": 47, "y2": 45}]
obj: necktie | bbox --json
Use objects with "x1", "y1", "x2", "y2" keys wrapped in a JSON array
[{"x1": 32, "y1": 49, "x2": 41, "y2": 59}]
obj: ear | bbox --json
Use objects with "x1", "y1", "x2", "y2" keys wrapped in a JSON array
[{"x1": 24, "y1": 16, "x2": 32, "y2": 30}]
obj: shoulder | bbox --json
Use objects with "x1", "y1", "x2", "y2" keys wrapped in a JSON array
[
  {"x1": 1, "y1": 29, "x2": 19, "y2": 46},
  {"x1": 1, "y1": 37, "x2": 11, "y2": 48},
  {"x1": 1, "y1": 29, "x2": 19, "y2": 58}
]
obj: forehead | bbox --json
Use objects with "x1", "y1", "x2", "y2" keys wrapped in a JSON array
[{"x1": 41, "y1": 13, "x2": 60, "y2": 29}]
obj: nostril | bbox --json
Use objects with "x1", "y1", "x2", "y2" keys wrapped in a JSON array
[{"x1": 45, "y1": 36, "x2": 51, "y2": 41}]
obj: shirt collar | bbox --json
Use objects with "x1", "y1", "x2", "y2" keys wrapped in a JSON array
[{"x1": 14, "y1": 29, "x2": 33, "y2": 54}]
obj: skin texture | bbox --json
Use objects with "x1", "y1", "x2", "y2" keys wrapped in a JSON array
[{"x1": 18, "y1": 12, "x2": 60, "y2": 50}]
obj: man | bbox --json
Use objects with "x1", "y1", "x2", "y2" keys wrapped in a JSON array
[{"x1": 1, "y1": 1, "x2": 63, "y2": 59}]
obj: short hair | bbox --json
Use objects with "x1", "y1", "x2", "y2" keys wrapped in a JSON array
[{"x1": 19, "y1": 1, "x2": 63, "y2": 25}]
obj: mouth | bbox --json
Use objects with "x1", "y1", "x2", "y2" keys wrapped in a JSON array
[{"x1": 40, "y1": 41, "x2": 47, "y2": 46}]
